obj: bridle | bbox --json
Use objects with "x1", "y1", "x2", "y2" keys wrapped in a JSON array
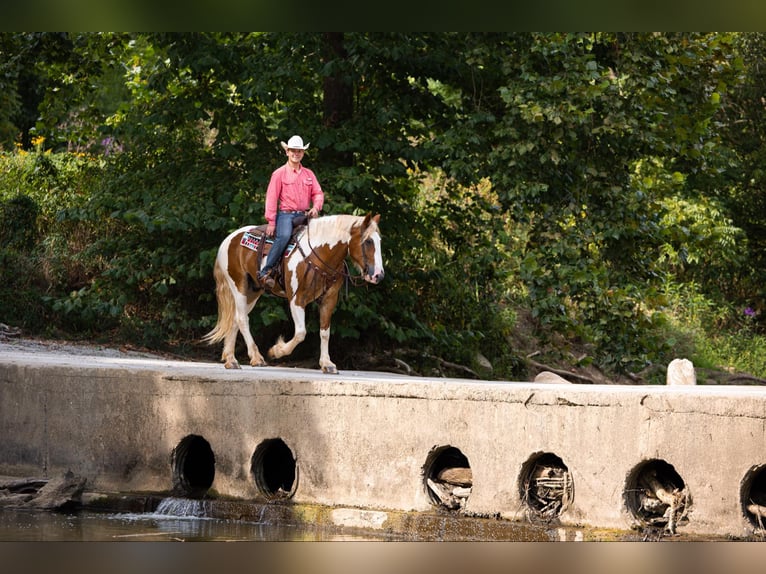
[{"x1": 298, "y1": 218, "x2": 372, "y2": 288}]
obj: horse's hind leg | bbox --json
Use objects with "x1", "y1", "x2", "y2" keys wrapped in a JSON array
[
  {"x1": 221, "y1": 326, "x2": 240, "y2": 369},
  {"x1": 233, "y1": 291, "x2": 266, "y2": 367}
]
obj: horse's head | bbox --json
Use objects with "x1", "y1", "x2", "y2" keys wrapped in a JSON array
[{"x1": 351, "y1": 213, "x2": 385, "y2": 284}]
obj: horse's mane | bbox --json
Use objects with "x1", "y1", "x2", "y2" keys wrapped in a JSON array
[{"x1": 308, "y1": 214, "x2": 378, "y2": 244}]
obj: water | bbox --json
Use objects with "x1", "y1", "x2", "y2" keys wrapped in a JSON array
[
  {"x1": 0, "y1": 495, "x2": 548, "y2": 542},
  {"x1": 8, "y1": 496, "x2": 728, "y2": 542},
  {"x1": 0, "y1": 502, "x2": 383, "y2": 542}
]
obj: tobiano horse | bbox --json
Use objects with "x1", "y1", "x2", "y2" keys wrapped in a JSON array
[{"x1": 203, "y1": 214, "x2": 384, "y2": 373}]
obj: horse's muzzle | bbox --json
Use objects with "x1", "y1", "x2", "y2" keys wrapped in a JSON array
[{"x1": 364, "y1": 269, "x2": 385, "y2": 284}]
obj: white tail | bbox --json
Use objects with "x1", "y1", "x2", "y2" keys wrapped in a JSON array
[{"x1": 202, "y1": 258, "x2": 235, "y2": 345}]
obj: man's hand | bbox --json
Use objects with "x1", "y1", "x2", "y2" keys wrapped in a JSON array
[
  {"x1": 308, "y1": 207, "x2": 319, "y2": 219},
  {"x1": 266, "y1": 223, "x2": 276, "y2": 237}
]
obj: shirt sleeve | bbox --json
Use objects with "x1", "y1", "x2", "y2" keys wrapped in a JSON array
[
  {"x1": 309, "y1": 169, "x2": 324, "y2": 213},
  {"x1": 264, "y1": 167, "x2": 282, "y2": 225}
]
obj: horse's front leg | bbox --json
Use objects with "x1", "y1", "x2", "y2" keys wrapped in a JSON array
[
  {"x1": 268, "y1": 300, "x2": 307, "y2": 362},
  {"x1": 317, "y1": 284, "x2": 342, "y2": 374}
]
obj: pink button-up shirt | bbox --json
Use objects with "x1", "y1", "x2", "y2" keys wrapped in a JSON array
[{"x1": 264, "y1": 163, "x2": 324, "y2": 225}]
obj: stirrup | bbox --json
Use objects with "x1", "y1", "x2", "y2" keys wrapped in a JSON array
[{"x1": 260, "y1": 270, "x2": 276, "y2": 290}]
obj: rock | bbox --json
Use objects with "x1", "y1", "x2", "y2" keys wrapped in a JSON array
[
  {"x1": 666, "y1": 358, "x2": 696, "y2": 386},
  {"x1": 534, "y1": 371, "x2": 572, "y2": 384},
  {"x1": 475, "y1": 352, "x2": 493, "y2": 374}
]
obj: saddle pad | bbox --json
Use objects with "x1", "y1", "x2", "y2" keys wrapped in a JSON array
[
  {"x1": 240, "y1": 228, "x2": 306, "y2": 257},
  {"x1": 240, "y1": 231, "x2": 261, "y2": 251}
]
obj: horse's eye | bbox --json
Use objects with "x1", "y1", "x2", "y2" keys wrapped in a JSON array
[{"x1": 364, "y1": 239, "x2": 374, "y2": 247}]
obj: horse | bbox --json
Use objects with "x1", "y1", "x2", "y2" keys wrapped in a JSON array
[{"x1": 203, "y1": 213, "x2": 384, "y2": 373}]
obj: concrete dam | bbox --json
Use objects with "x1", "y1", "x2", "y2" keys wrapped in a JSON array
[{"x1": 1, "y1": 344, "x2": 766, "y2": 539}]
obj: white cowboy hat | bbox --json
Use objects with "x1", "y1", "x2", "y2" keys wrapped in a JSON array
[{"x1": 280, "y1": 135, "x2": 310, "y2": 151}]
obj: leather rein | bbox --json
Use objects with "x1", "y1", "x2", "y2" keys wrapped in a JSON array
[{"x1": 298, "y1": 219, "x2": 369, "y2": 288}]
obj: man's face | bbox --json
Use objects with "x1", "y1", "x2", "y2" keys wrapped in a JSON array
[{"x1": 287, "y1": 148, "x2": 305, "y2": 160}]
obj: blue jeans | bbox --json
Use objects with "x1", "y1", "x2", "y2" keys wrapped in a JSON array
[{"x1": 260, "y1": 211, "x2": 303, "y2": 276}]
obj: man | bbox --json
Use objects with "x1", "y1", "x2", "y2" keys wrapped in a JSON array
[{"x1": 258, "y1": 135, "x2": 324, "y2": 290}]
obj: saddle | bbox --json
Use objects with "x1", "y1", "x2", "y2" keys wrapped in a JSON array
[{"x1": 240, "y1": 218, "x2": 307, "y2": 290}]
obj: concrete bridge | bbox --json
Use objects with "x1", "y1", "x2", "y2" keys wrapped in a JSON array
[{"x1": 1, "y1": 343, "x2": 765, "y2": 539}]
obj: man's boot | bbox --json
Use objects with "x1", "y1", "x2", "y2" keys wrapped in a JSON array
[{"x1": 260, "y1": 269, "x2": 276, "y2": 290}]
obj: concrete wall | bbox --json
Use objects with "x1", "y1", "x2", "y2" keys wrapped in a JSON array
[{"x1": 1, "y1": 349, "x2": 765, "y2": 538}]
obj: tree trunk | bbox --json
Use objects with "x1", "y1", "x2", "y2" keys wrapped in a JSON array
[{"x1": 321, "y1": 32, "x2": 353, "y2": 167}]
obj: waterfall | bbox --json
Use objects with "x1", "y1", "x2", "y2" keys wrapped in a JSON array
[{"x1": 154, "y1": 497, "x2": 210, "y2": 518}]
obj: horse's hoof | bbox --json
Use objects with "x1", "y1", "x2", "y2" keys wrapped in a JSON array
[
  {"x1": 224, "y1": 361, "x2": 241, "y2": 370},
  {"x1": 250, "y1": 360, "x2": 267, "y2": 367},
  {"x1": 321, "y1": 365, "x2": 338, "y2": 374}
]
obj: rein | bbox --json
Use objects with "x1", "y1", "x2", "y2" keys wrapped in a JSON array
[
  {"x1": 300, "y1": 219, "x2": 368, "y2": 288},
  {"x1": 298, "y1": 220, "x2": 364, "y2": 288}
]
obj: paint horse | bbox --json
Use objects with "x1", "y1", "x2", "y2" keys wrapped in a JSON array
[{"x1": 204, "y1": 214, "x2": 384, "y2": 373}]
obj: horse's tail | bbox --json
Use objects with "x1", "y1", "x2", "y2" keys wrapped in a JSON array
[{"x1": 202, "y1": 257, "x2": 236, "y2": 345}]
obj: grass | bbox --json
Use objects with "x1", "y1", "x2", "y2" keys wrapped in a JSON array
[
  {"x1": 692, "y1": 328, "x2": 766, "y2": 378},
  {"x1": 663, "y1": 281, "x2": 766, "y2": 380}
]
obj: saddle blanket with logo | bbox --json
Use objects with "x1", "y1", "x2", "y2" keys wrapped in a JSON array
[{"x1": 240, "y1": 228, "x2": 304, "y2": 258}]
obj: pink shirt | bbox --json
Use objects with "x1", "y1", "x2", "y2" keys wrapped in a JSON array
[{"x1": 264, "y1": 163, "x2": 324, "y2": 225}]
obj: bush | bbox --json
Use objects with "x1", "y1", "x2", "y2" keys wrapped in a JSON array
[
  {"x1": 0, "y1": 194, "x2": 39, "y2": 250},
  {"x1": 0, "y1": 147, "x2": 104, "y2": 335}
]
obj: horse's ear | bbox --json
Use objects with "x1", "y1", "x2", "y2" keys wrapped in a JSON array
[{"x1": 362, "y1": 213, "x2": 380, "y2": 228}]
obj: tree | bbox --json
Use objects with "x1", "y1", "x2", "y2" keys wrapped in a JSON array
[
  {"x1": 431, "y1": 33, "x2": 746, "y2": 369},
  {"x1": 3, "y1": 32, "x2": 761, "y2": 378},
  {"x1": 718, "y1": 33, "x2": 766, "y2": 317}
]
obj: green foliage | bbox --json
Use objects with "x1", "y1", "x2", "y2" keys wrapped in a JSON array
[
  {"x1": 2, "y1": 32, "x2": 766, "y2": 381},
  {"x1": 663, "y1": 281, "x2": 766, "y2": 379},
  {"x1": 0, "y1": 145, "x2": 102, "y2": 332},
  {"x1": 0, "y1": 34, "x2": 24, "y2": 149},
  {"x1": 429, "y1": 32, "x2": 749, "y2": 373},
  {"x1": 695, "y1": 329, "x2": 766, "y2": 379},
  {"x1": 0, "y1": 194, "x2": 39, "y2": 250},
  {"x1": 0, "y1": 247, "x2": 48, "y2": 331}
]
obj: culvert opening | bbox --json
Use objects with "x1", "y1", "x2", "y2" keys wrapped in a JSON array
[
  {"x1": 422, "y1": 445, "x2": 473, "y2": 511},
  {"x1": 741, "y1": 464, "x2": 766, "y2": 530},
  {"x1": 625, "y1": 459, "x2": 690, "y2": 534},
  {"x1": 170, "y1": 434, "x2": 215, "y2": 499},
  {"x1": 251, "y1": 438, "x2": 297, "y2": 499},
  {"x1": 519, "y1": 452, "x2": 573, "y2": 522}
]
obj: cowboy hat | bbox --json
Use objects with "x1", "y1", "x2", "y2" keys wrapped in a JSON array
[{"x1": 280, "y1": 135, "x2": 310, "y2": 151}]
